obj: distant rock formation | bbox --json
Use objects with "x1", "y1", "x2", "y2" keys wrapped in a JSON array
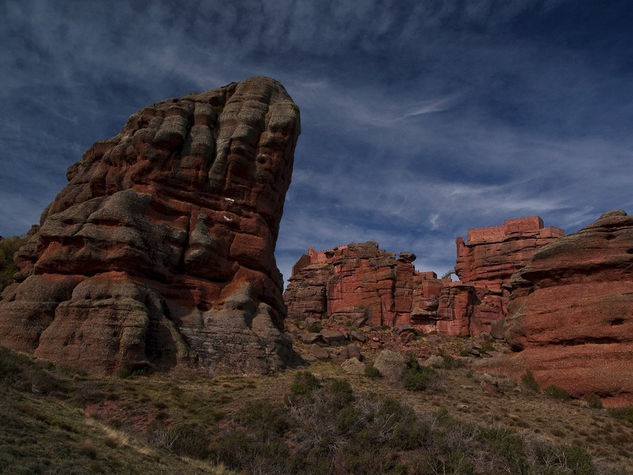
[
  {"x1": 498, "y1": 210, "x2": 633, "y2": 406},
  {"x1": 0, "y1": 77, "x2": 300, "y2": 375},
  {"x1": 455, "y1": 216, "x2": 565, "y2": 335},
  {"x1": 284, "y1": 242, "x2": 445, "y2": 329},
  {"x1": 285, "y1": 217, "x2": 563, "y2": 337}
]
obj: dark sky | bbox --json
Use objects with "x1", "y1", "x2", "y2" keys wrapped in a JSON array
[{"x1": 2, "y1": 0, "x2": 633, "y2": 281}]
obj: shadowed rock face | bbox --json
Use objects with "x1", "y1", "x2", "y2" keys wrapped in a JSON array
[
  {"x1": 0, "y1": 77, "x2": 300, "y2": 375},
  {"x1": 500, "y1": 210, "x2": 633, "y2": 406}
]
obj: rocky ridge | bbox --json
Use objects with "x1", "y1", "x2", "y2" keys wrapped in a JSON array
[
  {"x1": 285, "y1": 217, "x2": 562, "y2": 337},
  {"x1": 489, "y1": 210, "x2": 633, "y2": 406},
  {"x1": 0, "y1": 76, "x2": 300, "y2": 376}
]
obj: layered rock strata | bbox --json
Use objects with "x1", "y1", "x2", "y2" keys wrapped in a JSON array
[
  {"x1": 498, "y1": 210, "x2": 633, "y2": 406},
  {"x1": 0, "y1": 77, "x2": 300, "y2": 375},
  {"x1": 285, "y1": 243, "x2": 446, "y2": 329},
  {"x1": 455, "y1": 217, "x2": 565, "y2": 334},
  {"x1": 285, "y1": 217, "x2": 562, "y2": 336}
]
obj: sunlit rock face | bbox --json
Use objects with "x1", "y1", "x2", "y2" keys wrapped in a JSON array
[
  {"x1": 500, "y1": 210, "x2": 633, "y2": 407},
  {"x1": 285, "y1": 217, "x2": 563, "y2": 337},
  {"x1": 455, "y1": 216, "x2": 565, "y2": 335},
  {"x1": 0, "y1": 77, "x2": 300, "y2": 376}
]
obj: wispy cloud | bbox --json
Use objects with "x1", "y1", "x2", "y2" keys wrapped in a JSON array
[{"x1": 2, "y1": 0, "x2": 633, "y2": 283}]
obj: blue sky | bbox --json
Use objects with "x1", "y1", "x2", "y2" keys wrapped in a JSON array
[{"x1": 2, "y1": 1, "x2": 633, "y2": 282}]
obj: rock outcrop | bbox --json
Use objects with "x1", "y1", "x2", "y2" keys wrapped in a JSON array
[
  {"x1": 497, "y1": 210, "x2": 633, "y2": 406},
  {"x1": 284, "y1": 242, "x2": 447, "y2": 330},
  {"x1": 0, "y1": 77, "x2": 300, "y2": 375},
  {"x1": 285, "y1": 217, "x2": 562, "y2": 337},
  {"x1": 455, "y1": 217, "x2": 565, "y2": 335}
]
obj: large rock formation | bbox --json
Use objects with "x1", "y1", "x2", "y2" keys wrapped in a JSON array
[
  {"x1": 498, "y1": 210, "x2": 633, "y2": 406},
  {"x1": 0, "y1": 77, "x2": 300, "y2": 375},
  {"x1": 285, "y1": 217, "x2": 562, "y2": 336},
  {"x1": 455, "y1": 217, "x2": 565, "y2": 334},
  {"x1": 285, "y1": 243, "x2": 446, "y2": 329}
]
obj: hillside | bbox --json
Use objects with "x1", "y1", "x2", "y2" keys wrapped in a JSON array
[{"x1": 1, "y1": 341, "x2": 631, "y2": 474}]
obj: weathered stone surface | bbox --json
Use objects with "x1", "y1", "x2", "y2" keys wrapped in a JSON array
[
  {"x1": 492, "y1": 211, "x2": 633, "y2": 406},
  {"x1": 285, "y1": 219, "x2": 561, "y2": 337},
  {"x1": 341, "y1": 357, "x2": 365, "y2": 375},
  {"x1": 284, "y1": 242, "x2": 447, "y2": 329},
  {"x1": 455, "y1": 216, "x2": 564, "y2": 335},
  {"x1": 0, "y1": 77, "x2": 300, "y2": 375},
  {"x1": 373, "y1": 349, "x2": 407, "y2": 382}
]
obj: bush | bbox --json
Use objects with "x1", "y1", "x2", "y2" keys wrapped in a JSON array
[
  {"x1": 306, "y1": 322, "x2": 321, "y2": 333},
  {"x1": 543, "y1": 385, "x2": 571, "y2": 401},
  {"x1": 561, "y1": 445, "x2": 594, "y2": 474},
  {"x1": 608, "y1": 406, "x2": 633, "y2": 425},
  {"x1": 439, "y1": 352, "x2": 464, "y2": 369},
  {"x1": 328, "y1": 379, "x2": 354, "y2": 408},
  {"x1": 0, "y1": 235, "x2": 26, "y2": 291},
  {"x1": 520, "y1": 370, "x2": 539, "y2": 392},
  {"x1": 586, "y1": 395, "x2": 603, "y2": 409},
  {"x1": 364, "y1": 364, "x2": 381, "y2": 378},
  {"x1": 289, "y1": 371, "x2": 320, "y2": 397},
  {"x1": 402, "y1": 358, "x2": 438, "y2": 391},
  {"x1": 238, "y1": 400, "x2": 288, "y2": 436}
]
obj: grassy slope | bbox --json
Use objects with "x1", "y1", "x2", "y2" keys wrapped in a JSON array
[{"x1": 1, "y1": 344, "x2": 632, "y2": 474}]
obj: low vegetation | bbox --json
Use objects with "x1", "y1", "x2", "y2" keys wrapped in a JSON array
[
  {"x1": 0, "y1": 235, "x2": 26, "y2": 291},
  {"x1": 2, "y1": 345, "x2": 628, "y2": 474}
]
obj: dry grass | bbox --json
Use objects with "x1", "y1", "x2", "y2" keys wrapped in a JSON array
[{"x1": 1, "y1": 343, "x2": 632, "y2": 473}]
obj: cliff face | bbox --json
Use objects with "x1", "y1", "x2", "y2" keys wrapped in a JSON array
[
  {"x1": 0, "y1": 77, "x2": 300, "y2": 376},
  {"x1": 455, "y1": 217, "x2": 565, "y2": 334},
  {"x1": 285, "y1": 217, "x2": 562, "y2": 337},
  {"x1": 284, "y1": 242, "x2": 446, "y2": 329},
  {"x1": 499, "y1": 210, "x2": 633, "y2": 406}
]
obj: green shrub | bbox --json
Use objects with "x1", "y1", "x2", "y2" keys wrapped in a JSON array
[
  {"x1": 520, "y1": 370, "x2": 539, "y2": 392},
  {"x1": 238, "y1": 400, "x2": 288, "y2": 436},
  {"x1": 586, "y1": 394, "x2": 603, "y2": 409},
  {"x1": 306, "y1": 322, "x2": 321, "y2": 333},
  {"x1": 561, "y1": 445, "x2": 594, "y2": 474},
  {"x1": 402, "y1": 358, "x2": 438, "y2": 392},
  {"x1": 327, "y1": 379, "x2": 354, "y2": 408},
  {"x1": 364, "y1": 364, "x2": 381, "y2": 378},
  {"x1": 169, "y1": 424, "x2": 210, "y2": 459},
  {"x1": 608, "y1": 406, "x2": 633, "y2": 425},
  {"x1": 543, "y1": 385, "x2": 571, "y2": 400},
  {"x1": 289, "y1": 371, "x2": 320, "y2": 397},
  {"x1": 439, "y1": 352, "x2": 463, "y2": 369},
  {"x1": 0, "y1": 235, "x2": 26, "y2": 291},
  {"x1": 0, "y1": 357, "x2": 21, "y2": 381}
]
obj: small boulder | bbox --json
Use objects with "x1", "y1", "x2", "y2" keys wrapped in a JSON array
[
  {"x1": 373, "y1": 349, "x2": 407, "y2": 382},
  {"x1": 349, "y1": 330, "x2": 367, "y2": 343},
  {"x1": 300, "y1": 333, "x2": 326, "y2": 344},
  {"x1": 310, "y1": 344, "x2": 329, "y2": 360},
  {"x1": 346, "y1": 343, "x2": 362, "y2": 360},
  {"x1": 341, "y1": 357, "x2": 365, "y2": 375},
  {"x1": 423, "y1": 355, "x2": 445, "y2": 369},
  {"x1": 321, "y1": 329, "x2": 347, "y2": 345}
]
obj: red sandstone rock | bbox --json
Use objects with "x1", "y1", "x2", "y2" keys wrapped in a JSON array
[
  {"x1": 489, "y1": 210, "x2": 633, "y2": 406},
  {"x1": 286, "y1": 218, "x2": 561, "y2": 337},
  {"x1": 0, "y1": 77, "x2": 300, "y2": 375},
  {"x1": 455, "y1": 216, "x2": 564, "y2": 334},
  {"x1": 284, "y1": 242, "x2": 462, "y2": 332}
]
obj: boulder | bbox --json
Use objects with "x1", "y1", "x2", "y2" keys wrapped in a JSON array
[
  {"x1": 0, "y1": 77, "x2": 301, "y2": 376},
  {"x1": 341, "y1": 357, "x2": 365, "y2": 375},
  {"x1": 373, "y1": 349, "x2": 407, "y2": 382}
]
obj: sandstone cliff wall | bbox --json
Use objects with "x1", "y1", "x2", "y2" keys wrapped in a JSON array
[
  {"x1": 497, "y1": 210, "x2": 633, "y2": 406},
  {"x1": 285, "y1": 216, "x2": 563, "y2": 337}
]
